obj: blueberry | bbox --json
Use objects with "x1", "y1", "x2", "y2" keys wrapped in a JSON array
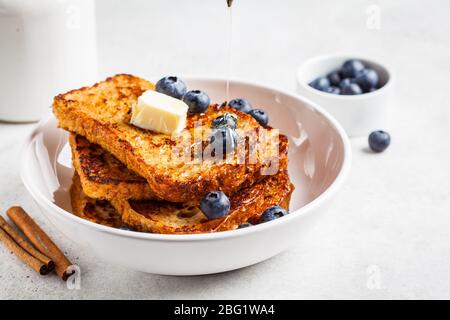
[
  {"x1": 209, "y1": 126, "x2": 238, "y2": 155},
  {"x1": 341, "y1": 59, "x2": 365, "y2": 78},
  {"x1": 211, "y1": 112, "x2": 238, "y2": 130},
  {"x1": 182, "y1": 90, "x2": 210, "y2": 113},
  {"x1": 155, "y1": 76, "x2": 187, "y2": 99},
  {"x1": 327, "y1": 70, "x2": 341, "y2": 87},
  {"x1": 119, "y1": 225, "x2": 134, "y2": 231},
  {"x1": 355, "y1": 68, "x2": 379, "y2": 92},
  {"x1": 200, "y1": 191, "x2": 231, "y2": 220},
  {"x1": 238, "y1": 222, "x2": 252, "y2": 229},
  {"x1": 341, "y1": 82, "x2": 363, "y2": 95},
  {"x1": 259, "y1": 206, "x2": 288, "y2": 223},
  {"x1": 229, "y1": 98, "x2": 252, "y2": 113},
  {"x1": 248, "y1": 108, "x2": 269, "y2": 127},
  {"x1": 325, "y1": 86, "x2": 341, "y2": 95},
  {"x1": 368, "y1": 130, "x2": 391, "y2": 153},
  {"x1": 339, "y1": 78, "x2": 354, "y2": 89},
  {"x1": 309, "y1": 76, "x2": 330, "y2": 91}
]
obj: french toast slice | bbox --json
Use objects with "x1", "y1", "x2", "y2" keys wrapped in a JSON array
[
  {"x1": 70, "y1": 173, "x2": 124, "y2": 228},
  {"x1": 69, "y1": 133, "x2": 155, "y2": 200},
  {"x1": 70, "y1": 170, "x2": 294, "y2": 234},
  {"x1": 54, "y1": 74, "x2": 287, "y2": 203},
  {"x1": 110, "y1": 170, "x2": 293, "y2": 234}
]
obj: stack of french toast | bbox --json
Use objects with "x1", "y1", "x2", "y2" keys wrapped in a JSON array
[{"x1": 52, "y1": 74, "x2": 294, "y2": 234}]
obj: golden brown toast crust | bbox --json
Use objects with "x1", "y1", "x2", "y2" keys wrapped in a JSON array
[
  {"x1": 69, "y1": 133, "x2": 155, "y2": 200},
  {"x1": 110, "y1": 171, "x2": 294, "y2": 234},
  {"x1": 70, "y1": 170, "x2": 293, "y2": 234},
  {"x1": 54, "y1": 74, "x2": 288, "y2": 203},
  {"x1": 70, "y1": 173, "x2": 124, "y2": 228}
]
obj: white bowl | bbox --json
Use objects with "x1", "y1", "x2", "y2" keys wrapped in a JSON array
[
  {"x1": 20, "y1": 77, "x2": 351, "y2": 275},
  {"x1": 296, "y1": 54, "x2": 393, "y2": 137}
]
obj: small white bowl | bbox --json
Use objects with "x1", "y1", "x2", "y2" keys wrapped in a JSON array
[
  {"x1": 20, "y1": 77, "x2": 351, "y2": 275},
  {"x1": 296, "y1": 54, "x2": 393, "y2": 137}
]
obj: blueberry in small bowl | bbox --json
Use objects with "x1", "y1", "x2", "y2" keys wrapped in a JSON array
[
  {"x1": 297, "y1": 54, "x2": 392, "y2": 136},
  {"x1": 341, "y1": 59, "x2": 365, "y2": 78},
  {"x1": 355, "y1": 68, "x2": 379, "y2": 92},
  {"x1": 308, "y1": 59, "x2": 380, "y2": 96},
  {"x1": 309, "y1": 76, "x2": 330, "y2": 92},
  {"x1": 327, "y1": 70, "x2": 341, "y2": 87},
  {"x1": 341, "y1": 82, "x2": 363, "y2": 95},
  {"x1": 325, "y1": 86, "x2": 341, "y2": 95},
  {"x1": 339, "y1": 78, "x2": 354, "y2": 89},
  {"x1": 155, "y1": 76, "x2": 187, "y2": 99}
]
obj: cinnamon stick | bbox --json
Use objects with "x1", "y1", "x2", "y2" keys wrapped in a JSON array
[
  {"x1": 0, "y1": 216, "x2": 54, "y2": 271},
  {"x1": 0, "y1": 227, "x2": 51, "y2": 275},
  {"x1": 7, "y1": 206, "x2": 73, "y2": 281}
]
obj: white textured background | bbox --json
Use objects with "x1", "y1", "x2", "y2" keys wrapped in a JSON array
[{"x1": 1, "y1": 0, "x2": 450, "y2": 299}]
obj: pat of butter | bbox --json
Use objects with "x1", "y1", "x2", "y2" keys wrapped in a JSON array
[{"x1": 131, "y1": 90, "x2": 188, "y2": 135}]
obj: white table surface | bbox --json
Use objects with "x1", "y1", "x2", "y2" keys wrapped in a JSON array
[{"x1": 1, "y1": 0, "x2": 450, "y2": 299}]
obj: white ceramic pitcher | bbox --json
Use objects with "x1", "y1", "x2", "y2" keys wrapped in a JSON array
[{"x1": 0, "y1": 0, "x2": 98, "y2": 122}]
